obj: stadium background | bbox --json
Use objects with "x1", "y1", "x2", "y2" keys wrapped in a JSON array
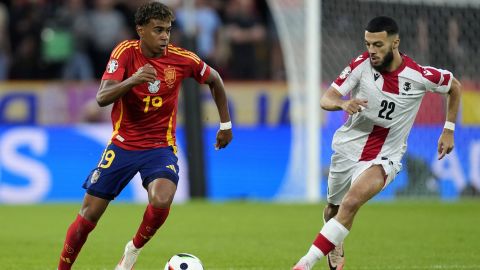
[
  {"x1": 0, "y1": 0, "x2": 478, "y2": 203},
  {"x1": 0, "y1": 1, "x2": 480, "y2": 270}
]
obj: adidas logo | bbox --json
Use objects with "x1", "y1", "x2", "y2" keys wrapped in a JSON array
[{"x1": 166, "y1": 165, "x2": 176, "y2": 173}]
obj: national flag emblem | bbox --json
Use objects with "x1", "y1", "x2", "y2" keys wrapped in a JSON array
[{"x1": 164, "y1": 67, "x2": 176, "y2": 87}]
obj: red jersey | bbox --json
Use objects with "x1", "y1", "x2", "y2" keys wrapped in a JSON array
[{"x1": 101, "y1": 40, "x2": 211, "y2": 150}]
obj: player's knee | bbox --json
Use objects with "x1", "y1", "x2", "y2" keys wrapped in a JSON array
[
  {"x1": 341, "y1": 196, "x2": 361, "y2": 214},
  {"x1": 149, "y1": 194, "x2": 173, "y2": 209}
]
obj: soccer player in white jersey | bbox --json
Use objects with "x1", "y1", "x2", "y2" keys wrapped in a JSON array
[{"x1": 292, "y1": 16, "x2": 461, "y2": 270}]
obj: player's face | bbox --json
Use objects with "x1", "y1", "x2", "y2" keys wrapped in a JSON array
[
  {"x1": 137, "y1": 19, "x2": 171, "y2": 56},
  {"x1": 364, "y1": 31, "x2": 397, "y2": 72}
]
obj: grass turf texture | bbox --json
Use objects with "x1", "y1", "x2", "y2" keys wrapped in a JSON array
[{"x1": 1, "y1": 200, "x2": 479, "y2": 270}]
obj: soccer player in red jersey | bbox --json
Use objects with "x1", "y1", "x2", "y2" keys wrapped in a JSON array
[
  {"x1": 292, "y1": 16, "x2": 460, "y2": 270},
  {"x1": 57, "y1": 2, "x2": 232, "y2": 270}
]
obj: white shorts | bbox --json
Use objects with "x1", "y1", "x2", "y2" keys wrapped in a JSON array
[{"x1": 327, "y1": 152, "x2": 402, "y2": 205}]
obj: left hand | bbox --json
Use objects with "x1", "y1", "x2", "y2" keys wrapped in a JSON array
[
  {"x1": 437, "y1": 129, "x2": 454, "y2": 160},
  {"x1": 214, "y1": 129, "x2": 233, "y2": 150}
]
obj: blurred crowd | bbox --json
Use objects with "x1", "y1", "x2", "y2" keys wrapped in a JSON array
[
  {"x1": 0, "y1": 0, "x2": 478, "y2": 83},
  {"x1": 0, "y1": 0, "x2": 285, "y2": 81}
]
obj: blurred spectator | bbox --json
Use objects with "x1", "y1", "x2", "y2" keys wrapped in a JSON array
[
  {"x1": 114, "y1": 0, "x2": 148, "y2": 34},
  {"x1": 87, "y1": 0, "x2": 131, "y2": 79},
  {"x1": 53, "y1": 0, "x2": 94, "y2": 81},
  {"x1": 412, "y1": 17, "x2": 430, "y2": 65},
  {"x1": 175, "y1": 0, "x2": 224, "y2": 69},
  {"x1": 8, "y1": 0, "x2": 46, "y2": 79},
  {"x1": 223, "y1": 0, "x2": 266, "y2": 80},
  {"x1": 446, "y1": 17, "x2": 466, "y2": 77},
  {"x1": 0, "y1": 3, "x2": 10, "y2": 80}
]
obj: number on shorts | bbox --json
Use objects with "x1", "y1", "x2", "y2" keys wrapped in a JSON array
[{"x1": 99, "y1": 149, "x2": 116, "y2": 169}]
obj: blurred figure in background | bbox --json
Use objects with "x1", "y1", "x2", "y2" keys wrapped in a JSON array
[
  {"x1": 87, "y1": 0, "x2": 131, "y2": 78},
  {"x1": 8, "y1": 0, "x2": 45, "y2": 79},
  {"x1": 0, "y1": 3, "x2": 10, "y2": 80},
  {"x1": 57, "y1": 0, "x2": 94, "y2": 81},
  {"x1": 224, "y1": 0, "x2": 266, "y2": 79},
  {"x1": 175, "y1": 0, "x2": 224, "y2": 69}
]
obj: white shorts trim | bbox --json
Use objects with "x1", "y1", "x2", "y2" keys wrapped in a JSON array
[{"x1": 327, "y1": 152, "x2": 402, "y2": 205}]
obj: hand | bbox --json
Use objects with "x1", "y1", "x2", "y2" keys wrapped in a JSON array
[
  {"x1": 131, "y1": 64, "x2": 157, "y2": 85},
  {"x1": 341, "y1": 98, "x2": 368, "y2": 115},
  {"x1": 214, "y1": 129, "x2": 233, "y2": 150},
  {"x1": 437, "y1": 129, "x2": 454, "y2": 160}
]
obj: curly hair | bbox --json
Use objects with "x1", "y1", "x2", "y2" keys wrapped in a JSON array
[{"x1": 135, "y1": 1, "x2": 175, "y2": 26}]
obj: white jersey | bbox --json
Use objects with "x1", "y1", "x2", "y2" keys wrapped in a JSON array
[{"x1": 331, "y1": 52, "x2": 453, "y2": 162}]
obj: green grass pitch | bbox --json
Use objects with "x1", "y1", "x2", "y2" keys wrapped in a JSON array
[{"x1": 1, "y1": 200, "x2": 479, "y2": 270}]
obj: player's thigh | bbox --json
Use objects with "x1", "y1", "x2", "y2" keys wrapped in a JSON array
[
  {"x1": 327, "y1": 152, "x2": 357, "y2": 205},
  {"x1": 83, "y1": 143, "x2": 140, "y2": 200},
  {"x1": 347, "y1": 164, "x2": 385, "y2": 204},
  {"x1": 352, "y1": 158, "x2": 402, "y2": 190},
  {"x1": 139, "y1": 146, "x2": 180, "y2": 188}
]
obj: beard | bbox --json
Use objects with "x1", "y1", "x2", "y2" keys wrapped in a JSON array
[{"x1": 372, "y1": 49, "x2": 394, "y2": 72}]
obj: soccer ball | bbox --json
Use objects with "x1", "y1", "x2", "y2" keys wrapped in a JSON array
[{"x1": 164, "y1": 253, "x2": 204, "y2": 270}]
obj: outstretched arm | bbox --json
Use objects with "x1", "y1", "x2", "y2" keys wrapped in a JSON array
[
  {"x1": 437, "y1": 77, "x2": 461, "y2": 160},
  {"x1": 96, "y1": 64, "x2": 157, "y2": 107},
  {"x1": 320, "y1": 86, "x2": 368, "y2": 115},
  {"x1": 205, "y1": 68, "x2": 233, "y2": 149}
]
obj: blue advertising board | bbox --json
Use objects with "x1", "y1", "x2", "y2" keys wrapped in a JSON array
[{"x1": 0, "y1": 124, "x2": 478, "y2": 203}]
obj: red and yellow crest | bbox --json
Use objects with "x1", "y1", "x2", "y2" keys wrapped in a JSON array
[{"x1": 164, "y1": 67, "x2": 176, "y2": 87}]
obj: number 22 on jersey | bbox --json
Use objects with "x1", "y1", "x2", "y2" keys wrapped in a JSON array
[{"x1": 378, "y1": 99, "x2": 395, "y2": 120}]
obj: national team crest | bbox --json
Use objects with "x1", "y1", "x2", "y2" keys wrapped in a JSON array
[
  {"x1": 148, "y1": 80, "x2": 161, "y2": 93},
  {"x1": 164, "y1": 67, "x2": 176, "y2": 87},
  {"x1": 106, "y1": 59, "x2": 119, "y2": 73}
]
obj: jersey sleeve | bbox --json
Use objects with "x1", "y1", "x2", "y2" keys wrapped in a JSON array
[
  {"x1": 331, "y1": 52, "x2": 369, "y2": 96},
  {"x1": 101, "y1": 40, "x2": 132, "y2": 81},
  {"x1": 186, "y1": 51, "x2": 211, "y2": 84},
  {"x1": 421, "y1": 66, "x2": 453, "y2": 94}
]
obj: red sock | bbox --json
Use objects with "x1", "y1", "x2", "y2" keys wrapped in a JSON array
[
  {"x1": 58, "y1": 214, "x2": 96, "y2": 270},
  {"x1": 132, "y1": 204, "x2": 170, "y2": 248},
  {"x1": 313, "y1": 233, "x2": 335, "y2": 255}
]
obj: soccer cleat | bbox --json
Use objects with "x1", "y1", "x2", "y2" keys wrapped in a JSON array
[
  {"x1": 115, "y1": 240, "x2": 142, "y2": 270},
  {"x1": 327, "y1": 242, "x2": 345, "y2": 270},
  {"x1": 292, "y1": 258, "x2": 312, "y2": 270}
]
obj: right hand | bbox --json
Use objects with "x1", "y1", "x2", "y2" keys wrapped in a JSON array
[
  {"x1": 131, "y1": 64, "x2": 157, "y2": 85},
  {"x1": 214, "y1": 128, "x2": 233, "y2": 150},
  {"x1": 341, "y1": 98, "x2": 368, "y2": 115}
]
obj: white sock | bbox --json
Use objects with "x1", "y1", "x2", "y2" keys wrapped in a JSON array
[
  {"x1": 320, "y1": 218, "x2": 349, "y2": 246},
  {"x1": 300, "y1": 245, "x2": 323, "y2": 266},
  {"x1": 300, "y1": 218, "x2": 349, "y2": 265}
]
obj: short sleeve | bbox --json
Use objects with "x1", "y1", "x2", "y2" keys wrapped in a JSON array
[
  {"x1": 421, "y1": 66, "x2": 453, "y2": 94},
  {"x1": 331, "y1": 52, "x2": 369, "y2": 96},
  {"x1": 188, "y1": 53, "x2": 211, "y2": 84},
  {"x1": 101, "y1": 40, "x2": 133, "y2": 81}
]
